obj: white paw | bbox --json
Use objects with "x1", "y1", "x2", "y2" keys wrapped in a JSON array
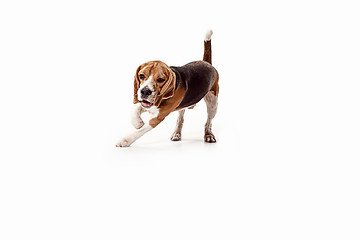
[
  {"x1": 171, "y1": 132, "x2": 182, "y2": 141},
  {"x1": 132, "y1": 119, "x2": 144, "y2": 129},
  {"x1": 204, "y1": 134, "x2": 216, "y2": 143},
  {"x1": 115, "y1": 138, "x2": 130, "y2": 147},
  {"x1": 131, "y1": 116, "x2": 144, "y2": 129}
]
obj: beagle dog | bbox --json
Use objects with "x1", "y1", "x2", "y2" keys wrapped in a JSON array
[{"x1": 116, "y1": 30, "x2": 219, "y2": 147}]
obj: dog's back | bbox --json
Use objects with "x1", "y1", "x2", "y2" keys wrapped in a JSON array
[{"x1": 171, "y1": 61, "x2": 218, "y2": 109}]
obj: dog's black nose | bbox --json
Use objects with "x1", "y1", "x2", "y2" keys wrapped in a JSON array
[{"x1": 140, "y1": 87, "x2": 152, "y2": 97}]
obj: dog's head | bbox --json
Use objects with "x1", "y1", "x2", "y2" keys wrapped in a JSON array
[{"x1": 133, "y1": 61, "x2": 176, "y2": 108}]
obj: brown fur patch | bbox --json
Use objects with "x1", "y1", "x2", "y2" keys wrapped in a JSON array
[
  {"x1": 149, "y1": 86, "x2": 186, "y2": 128},
  {"x1": 133, "y1": 61, "x2": 176, "y2": 105},
  {"x1": 203, "y1": 40, "x2": 212, "y2": 64},
  {"x1": 209, "y1": 71, "x2": 219, "y2": 96}
]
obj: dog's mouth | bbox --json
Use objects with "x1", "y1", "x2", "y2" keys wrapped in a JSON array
[{"x1": 140, "y1": 100, "x2": 153, "y2": 108}]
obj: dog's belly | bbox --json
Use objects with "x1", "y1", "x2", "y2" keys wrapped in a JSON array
[{"x1": 171, "y1": 61, "x2": 217, "y2": 109}]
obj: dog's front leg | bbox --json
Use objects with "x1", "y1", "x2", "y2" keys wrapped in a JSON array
[
  {"x1": 115, "y1": 123, "x2": 153, "y2": 147},
  {"x1": 116, "y1": 108, "x2": 165, "y2": 147},
  {"x1": 131, "y1": 103, "x2": 144, "y2": 129}
]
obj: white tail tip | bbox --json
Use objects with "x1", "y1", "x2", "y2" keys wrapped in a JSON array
[{"x1": 204, "y1": 29, "x2": 213, "y2": 42}]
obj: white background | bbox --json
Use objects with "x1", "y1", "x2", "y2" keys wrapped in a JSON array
[{"x1": 1, "y1": 0, "x2": 360, "y2": 239}]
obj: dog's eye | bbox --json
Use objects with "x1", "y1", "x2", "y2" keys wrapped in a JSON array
[
  {"x1": 139, "y1": 74, "x2": 145, "y2": 80},
  {"x1": 157, "y1": 78, "x2": 165, "y2": 83}
]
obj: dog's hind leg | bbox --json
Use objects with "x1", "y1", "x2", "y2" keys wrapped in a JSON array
[
  {"x1": 171, "y1": 109, "x2": 185, "y2": 141},
  {"x1": 204, "y1": 91, "x2": 218, "y2": 143}
]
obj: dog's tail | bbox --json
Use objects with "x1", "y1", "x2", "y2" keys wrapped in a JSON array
[{"x1": 203, "y1": 29, "x2": 213, "y2": 65}]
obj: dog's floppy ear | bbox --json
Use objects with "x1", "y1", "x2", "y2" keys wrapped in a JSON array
[
  {"x1": 160, "y1": 69, "x2": 176, "y2": 99},
  {"x1": 133, "y1": 65, "x2": 142, "y2": 104}
]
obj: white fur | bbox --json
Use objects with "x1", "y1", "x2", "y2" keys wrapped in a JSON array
[
  {"x1": 116, "y1": 124, "x2": 153, "y2": 147},
  {"x1": 137, "y1": 75, "x2": 154, "y2": 101},
  {"x1": 204, "y1": 92, "x2": 218, "y2": 143},
  {"x1": 131, "y1": 103, "x2": 144, "y2": 129},
  {"x1": 204, "y1": 29, "x2": 213, "y2": 42},
  {"x1": 117, "y1": 30, "x2": 217, "y2": 147},
  {"x1": 147, "y1": 105, "x2": 159, "y2": 117},
  {"x1": 116, "y1": 106, "x2": 159, "y2": 147},
  {"x1": 171, "y1": 109, "x2": 185, "y2": 141}
]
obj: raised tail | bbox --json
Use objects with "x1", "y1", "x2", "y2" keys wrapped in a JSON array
[{"x1": 203, "y1": 29, "x2": 213, "y2": 65}]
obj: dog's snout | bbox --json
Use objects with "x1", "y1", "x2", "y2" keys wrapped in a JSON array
[{"x1": 140, "y1": 87, "x2": 152, "y2": 97}]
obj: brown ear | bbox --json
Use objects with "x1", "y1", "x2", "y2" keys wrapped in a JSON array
[
  {"x1": 160, "y1": 69, "x2": 176, "y2": 99},
  {"x1": 133, "y1": 65, "x2": 142, "y2": 104}
]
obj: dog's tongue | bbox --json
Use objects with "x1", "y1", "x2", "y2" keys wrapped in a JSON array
[{"x1": 141, "y1": 100, "x2": 152, "y2": 108}]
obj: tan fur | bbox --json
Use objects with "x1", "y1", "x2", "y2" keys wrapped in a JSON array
[
  {"x1": 133, "y1": 61, "x2": 187, "y2": 128},
  {"x1": 132, "y1": 60, "x2": 218, "y2": 134},
  {"x1": 133, "y1": 61, "x2": 176, "y2": 104},
  {"x1": 209, "y1": 73, "x2": 219, "y2": 96},
  {"x1": 149, "y1": 79, "x2": 186, "y2": 128},
  {"x1": 116, "y1": 30, "x2": 219, "y2": 147}
]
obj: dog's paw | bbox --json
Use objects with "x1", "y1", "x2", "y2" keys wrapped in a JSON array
[
  {"x1": 131, "y1": 118, "x2": 144, "y2": 129},
  {"x1": 115, "y1": 139, "x2": 130, "y2": 147},
  {"x1": 204, "y1": 133, "x2": 216, "y2": 143},
  {"x1": 171, "y1": 132, "x2": 182, "y2": 141}
]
